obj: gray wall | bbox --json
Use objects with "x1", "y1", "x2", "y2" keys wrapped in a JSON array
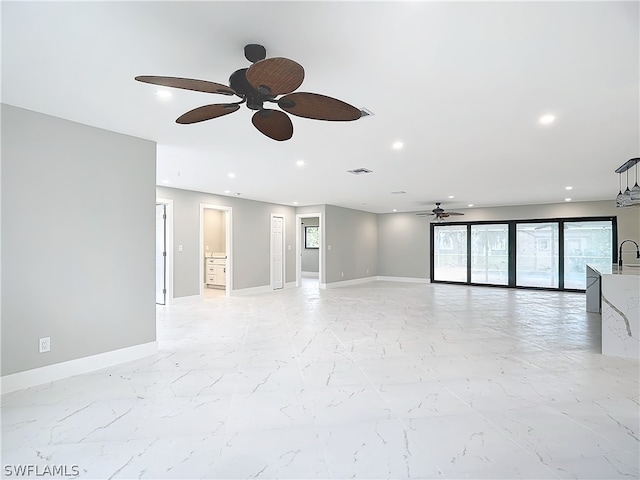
[
  {"x1": 1, "y1": 104, "x2": 157, "y2": 376},
  {"x1": 377, "y1": 212, "x2": 430, "y2": 278},
  {"x1": 156, "y1": 186, "x2": 296, "y2": 296},
  {"x1": 324, "y1": 205, "x2": 378, "y2": 283},
  {"x1": 301, "y1": 217, "x2": 319, "y2": 272},
  {"x1": 203, "y1": 208, "x2": 226, "y2": 255},
  {"x1": 377, "y1": 200, "x2": 640, "y2": 279}
]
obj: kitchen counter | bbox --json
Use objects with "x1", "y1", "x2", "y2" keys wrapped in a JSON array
[{"x1": 586, "y1": 264, "x2": 640, "y2": 359}]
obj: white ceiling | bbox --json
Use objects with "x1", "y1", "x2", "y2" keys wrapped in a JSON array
[{"x1": 2, "y1": 1, "x2": 638, "y2": 214}]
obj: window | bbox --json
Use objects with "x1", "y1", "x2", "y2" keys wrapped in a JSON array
[
  {"x1": 430, "y1": 216, "x2": 615, "y2": 291},
  {"x1": 433, "y1": 224, "x2": 467, "y2": 282},
  {"x1": 471, "y1": 224, "x2": 509, "y2": 285},
  {"x1": 305, "y1": 226, "x2": 319, "y2": 249}
]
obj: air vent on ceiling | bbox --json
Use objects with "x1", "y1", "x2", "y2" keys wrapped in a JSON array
[
  {"x1": 391, "y1": 191, "x2": 406, "y2": 194},
  {"x1": 347, "y1": 168, "x2": 373, "y2": 175},
  {"x1": 360, "y1": 107, "x2": 375, "y2": 117}
]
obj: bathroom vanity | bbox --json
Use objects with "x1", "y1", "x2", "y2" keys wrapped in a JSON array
[
  {"x1": 205, "y1": 254, "x2": 227, "y2": 289},
  {"x1": 586, "y1": 264, "x2": 640, "y2": 359}
]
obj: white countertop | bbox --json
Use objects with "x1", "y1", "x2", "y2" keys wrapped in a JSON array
[{"x1": 588, "y1": 264, "x2": 640, "y2": 276}]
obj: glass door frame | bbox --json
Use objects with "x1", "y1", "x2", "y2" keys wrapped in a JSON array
[{"x1": 430, "y1": 216, "x2": 617, "y2": 292}]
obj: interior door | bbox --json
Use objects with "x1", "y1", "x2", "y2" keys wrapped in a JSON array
[
  {"x1": 271, "y1": 215, "x2": 284, "y2": 289},
  {"x1": 156, "y1": 204, "x2": 167, "y2": 304}
]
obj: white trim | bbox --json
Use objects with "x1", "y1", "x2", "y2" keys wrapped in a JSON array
[
  {"x1": 230, "y1": 285, "x2": 272, "y2": 296},
  {"x1": 302, "y1": 271, "x2": 319, "y2": 278},
  {"x1": 199, "y1": 203, "x2": 233, "y2": 298},
  {"x1": 1, "y1": 342, "x2": 158, "y2": 394},
  {"x1": 322, "y1": 276, "x2": 377, "y2": 289},
  {"x1": 156, "y1": 198, "x2": 174, "y2": 304},
  {"x1": 270, "y1": 213, "x2": 286, "y2": 290},
  {"x1": 284, "y1": 281, "x2": 297, "y2": 289},
  {"x1": 376, "y1": 276, "x2": 431, "y2": 284},
  {"x1": 296, "y1": 213, "x2": 323, "y2": 288}
]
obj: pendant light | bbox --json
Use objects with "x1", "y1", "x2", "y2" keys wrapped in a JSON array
[
  {"x1": 614, "y1": 157, "x2": 640, "y2": 207},
  {"x1": 623, "y1": 170, "x2": 632, "y2": 206},
  {"x1": 616, "y1": 172, "x2": 625, "y2": 207},
  {"x1": 630, "y1": 161, "x2": 640, "y2": 203}
]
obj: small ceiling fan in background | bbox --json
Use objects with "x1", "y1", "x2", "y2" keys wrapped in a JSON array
[
  {"x1": 135, "y1": 44, "x2": 362, "y2": 141},
  {"x1": 416, "y1": 203, "x2": 465, "y2": 221}
]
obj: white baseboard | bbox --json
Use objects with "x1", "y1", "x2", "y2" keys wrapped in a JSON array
[
  {"x1": 284, "y1": 281, "x2": 297, "y2": 289},
  {"x1": 322, "y1": 276, "x2": 377, "y2": 289},
  {"x1": 376, "y1": 276, "x2": 431, "y2": 283},
  {"x1": 1, "y1": 341, "x2": 158, "y2": 394}
]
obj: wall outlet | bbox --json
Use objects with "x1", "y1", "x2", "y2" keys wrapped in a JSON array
[
  {"x1": 205, "y1": 245, "x2": 209, "y2": 251},
  {"x1": 39, "y1": 337, "x2": 51, "y2": 353},
  {"x1": 366, "y1": 268, "x2": 369, "y2": 274},
  {"x1": 341, "y1": 272, "x2": 344, "y2": 278},
  {"x1": 328, "y1": 245, "x2": 332, "y2": 251},
  {"x1": 178, "y1": 244, "x2": 183, "y2": 252}
]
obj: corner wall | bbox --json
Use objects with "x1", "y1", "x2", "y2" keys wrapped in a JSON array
[{"x1": 1, "y1": 105, "x2": 157, "y2": 377}]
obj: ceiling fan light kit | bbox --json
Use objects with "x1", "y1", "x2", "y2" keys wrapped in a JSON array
[{"x1": 135, "y1": 44, "x2": 362, "y2": 141}]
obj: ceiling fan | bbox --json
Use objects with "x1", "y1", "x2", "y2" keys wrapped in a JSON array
[
  {"x1": 135, "y1": 44, "x2": 362, "y2": 141},
  {"x1": 416, "y1": 203, "x2": 465, "y2": 221}
]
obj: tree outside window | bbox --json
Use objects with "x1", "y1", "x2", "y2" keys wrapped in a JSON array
[{"x1": 305, "y1": 226, "x2": 319, "y2": 249}]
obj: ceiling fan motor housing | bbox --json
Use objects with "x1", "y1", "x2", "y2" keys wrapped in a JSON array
[{"x1": 229, "y1": 68, "x2": 275, "y2": 110}]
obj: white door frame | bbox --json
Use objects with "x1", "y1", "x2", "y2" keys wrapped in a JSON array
[
  {"x1": 270, "y1": 213, "x2": 286, "y2": 290},
  {"x1": 156, "y1": 198, "x2": 174, "y2": 304},
  {"x1": 296, "y1": 212, "x2": 323, "y2": 287},
  {"x1": 199, "y1": 203, "x2": 233, "y2": 297}
]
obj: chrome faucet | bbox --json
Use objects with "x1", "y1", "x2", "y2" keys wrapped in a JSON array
[{"x1": 618, "y1": 239, "x2": 640, "y2": 267}]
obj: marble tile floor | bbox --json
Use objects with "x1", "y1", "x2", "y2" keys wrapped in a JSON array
[{"x1": 2, "y1": 280, "x2": 639, "y2": 479}]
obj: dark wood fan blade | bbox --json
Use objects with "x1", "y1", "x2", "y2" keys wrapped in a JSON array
[
  {"x1": 251, "y1": 109, "x2": 293, "y2": 141},
  {"x1": 135, "y1": 76, "x2": 235, "y2": 95},
  {"x1": 447, "y1": 212, "x2": 465, "y2": 216},
  {"x1": 176, "y1": 104, "x2": 240, "y2": 124},
  {"x1": 246, "y1": 58, "x2": 304, "y2": 96},
  {"x1": 278, "y1": 92, "x2": 361, "y2": 121}
]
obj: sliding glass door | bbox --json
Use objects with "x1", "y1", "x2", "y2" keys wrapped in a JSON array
[
  {"x1": 433, "y1": 224, "x2": 467, "y2": 282},
  {"x1": 563, "y1": 221, "x2": 614, "y2": 289},
  {"x1": 471, "y1": 224, "x2": 509, "y2": 285},
  {"x1": 430, "y1": 216, "x2": 615, "y2": 291},
  {"x1": 516, "y1": 222, "x2": 559, "y2": 288}
]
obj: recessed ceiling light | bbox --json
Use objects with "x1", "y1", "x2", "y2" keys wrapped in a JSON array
[
  {"x1": 392, "y1": 209, "x2": 397, "y2": 212},
  {"x1": 224, "y1": 190, "x2": 230, "y2": 194},
  {"x1": 468, "y1": 204, "x2": 474, "y2": 207},
  {"x1": 448, "y1": 195, "x2": 455, "y2": 199},
  {"x1": 539, "y1": 114, "x2": 556, "y2": 125},
  {"x1": 156, "y1": 89, "x2": 172, "y2": 99},
  {"x1": 228, "y1": 173, "x2": 235, "y2": 179},
  {"x1": 565, "y1": 186, "x2": 573, "y2": 190},
  {"x1": 565, "y1": 198, "x2": 572, "y2": 202},
  {"x1": 392, "y1": 141, "x2": 404, "y2": 150},
  {"x1": 296, "y1": 160, "x2": 305, "y2": 167},
  {"x1": 293, "y1": 201, "x2": 298, "y2": 205}
]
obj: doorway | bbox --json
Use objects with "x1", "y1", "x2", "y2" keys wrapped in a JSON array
[
  {"x1": 199, "y1": 204, "x2": 232, "y2": 298},
  {"x1": 296, "y1": 213, "x2": 322, "y2": 288}
]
